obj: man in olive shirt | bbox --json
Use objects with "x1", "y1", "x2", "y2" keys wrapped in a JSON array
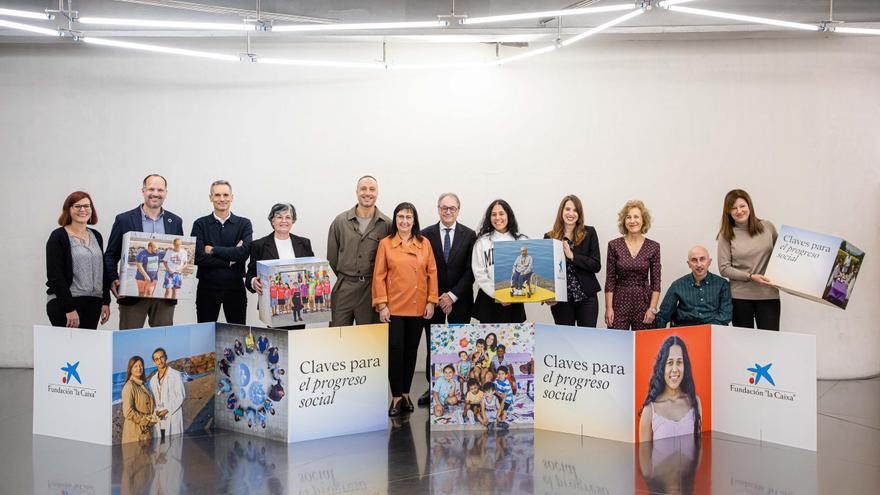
[
  {"x1": 655, "y1": 245, "x2": 732, "y2": 328},
  {"x1": 327, "y1": 176, "x2": 392, "y2": 326}
]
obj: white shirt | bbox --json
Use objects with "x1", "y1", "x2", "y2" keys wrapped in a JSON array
[
  {"x1": 163, "y1": 248, "x2": 188, "y2": 273},
  {"x1": 213, "y1": 212, "x2": 231, "y2": 225},
  {"x1": 439, "y1": 221, "x2": 459, "y2": 303},
  {"x1": 472, "y1": 230, "x2": 520, "y2": 297},
  {"x1": 274, "y1": 237, "x2": 296, "y2": 260}
]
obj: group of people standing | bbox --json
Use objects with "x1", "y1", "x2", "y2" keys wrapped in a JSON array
[{"x1": 46, "y1": 173, "x2": 781, "y2": 417}]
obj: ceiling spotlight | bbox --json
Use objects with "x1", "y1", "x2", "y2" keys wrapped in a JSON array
[
  {"x1": 77, "y1": 17, "x2": 258, "y2": 31},
  {"x1": 273, "y1": 20, "x2": 447, "y2": 32},
  {"x1": 0, "y1": 7, "x2": 53, "y2": 21},
  {"x1": 664, "y1": 5, "x2": 820, "y2": 32}
]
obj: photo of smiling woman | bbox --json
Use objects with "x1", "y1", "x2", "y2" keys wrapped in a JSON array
[
  {"x1": 121, "y1": 355, "x2": 159, "y2": 443},
  {"x1": 638, "y1": 335, "x2": 702, "y2": 442}
]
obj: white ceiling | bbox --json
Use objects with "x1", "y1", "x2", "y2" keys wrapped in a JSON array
[{"x1": 1, "y1": 0, "x2": 879, "y2": 41}]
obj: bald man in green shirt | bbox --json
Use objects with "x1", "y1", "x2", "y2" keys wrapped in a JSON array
[{"x1": 655, "y1": 246, "x2": 732, "y2": 328}]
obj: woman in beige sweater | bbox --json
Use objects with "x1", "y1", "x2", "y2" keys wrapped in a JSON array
[
  {"x1": 121, "y1": 356, "x2": 159, "y2": 443},
  {"x1": 716, "y1": 189, "x2": 780, "y2": 330}
]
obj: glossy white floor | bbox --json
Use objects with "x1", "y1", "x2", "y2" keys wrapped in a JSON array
[{"x1": 3, "y1": 369, "x2": 878, "y2": 494}]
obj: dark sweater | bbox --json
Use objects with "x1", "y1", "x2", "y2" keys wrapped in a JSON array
[
  {"x1": 190, "y1": 213, "x2": 253, "y2": 290},
  {"x1": 46, "y1": 226, "x2": 111, "y2": 312}
]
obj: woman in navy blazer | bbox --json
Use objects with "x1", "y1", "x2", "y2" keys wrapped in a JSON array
[
  {"x1": 46, "y1": 192, "x2": 111, "y2": 328},
  {"x1": 544, "y1": 195, "x2": 602, "y2": 327},
  {"x1": 246, "y1": 204, "x2": 314, "y2": 329}
]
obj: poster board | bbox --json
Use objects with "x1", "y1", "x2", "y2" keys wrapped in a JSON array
[
  {"x1": 33, "y1": 323, "x2": 215, "y2": 445},
  {"x1": 493, "y1": 239, "x2": 567, "y2": 303},
  {"x1": 257, "y1": 257, "x2": 334, "y2": 327},
  {"x1": 430, "y1": 323, "x2": 535, "y2": 429},
  {"x1": 765, "y1": 225, "x2": 865, "y2": 309},
  {"x1": 119, "y1": 231, "x2": 197, "y2": 300},
  {"x1": 531, "y1": 324, "x2": 816, "y2": 451},
  {"x1": 215, "y1": 323, "x2": 388, "y2": 443}
]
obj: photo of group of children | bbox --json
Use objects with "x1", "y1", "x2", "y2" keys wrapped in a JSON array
[
  {"x1": 215, "y1": 324, "x2": 289, "y2": 441},
  {"x1": 257, "y1": 258, "x2": 334, "y2": 327},
  {"x1": 431, "y1": 324, "x2": 535, "y2": 430},
  {"x1": 268, "y1": 269, "x2": 331, "y2": 320},
  {"x1": 822, "y1": 241, "x2": 864, "y2": 309},
  {"x1": 119, "y1": 232, "x2": 197, "y2": 300}
]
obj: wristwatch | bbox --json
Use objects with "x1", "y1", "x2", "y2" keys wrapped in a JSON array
[{"x1": 650, "y1": 307, "x2": 659, "y2": 315}]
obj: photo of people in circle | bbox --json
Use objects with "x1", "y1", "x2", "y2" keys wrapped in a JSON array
[
  {"x1": 635, "y1": 326, "x2": 711, "y2": 443},
  {"x1": 119, "y1": 232, "x2": 197, "y2": 300},
  {"x1": 215, "y1": 323, "x2": 289, "y2": 441},
  {"x1": 430, "y1": 324, "x2": 535, "y2": 430}
]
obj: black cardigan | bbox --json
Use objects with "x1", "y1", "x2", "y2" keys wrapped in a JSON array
[
  {"x1": 46, "y1": 226, "x2": 111, "y2": 312},
  {"x1": 544, "y1": 226, "x2": 602, "y2": 295}
]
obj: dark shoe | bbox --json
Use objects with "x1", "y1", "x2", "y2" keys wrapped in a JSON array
[
  {"x1": 417, "y1": 390, "x2": 430, "y2": 407},
  {"x1": 389, "y1": 399, "x2": 403, "y2": 417},
  {"x1": 403, "y1": 395, "x2": 415, "y2": 412}
]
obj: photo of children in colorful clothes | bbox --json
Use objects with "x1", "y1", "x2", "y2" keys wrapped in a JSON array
[
  {"x1": 430, "y1": 324, "x2": 535, "y2": 429},
  {"x1": 267, "y1": 267, "x2": 332, "y2": 323}
]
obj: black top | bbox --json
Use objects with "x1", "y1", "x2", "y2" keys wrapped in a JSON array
[
  {"x1": 245, "y1": 233, "x2": 315, "y2": 293},
  {"x1": 544, "y1": 226, "x2": 602, "y2": 295},
  {"x1": 421, "y1": 222, "x2": 477, "y2": 311},
  {"x1": 103, "y1": 205, "x2": 184, "y2": 306},
  {"x1": 191, "y1": 213, "x2": 253, "y2": 290},
  {"x1": 46, "y1": 226, "x2": 111, "y2": 312}
]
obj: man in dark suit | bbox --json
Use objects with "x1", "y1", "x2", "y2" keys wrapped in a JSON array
[
  {"x1": 104, "y1": 174, "x2": 184, "y2": 329},
  {"x1": 417, "y1": 192, "x2": 477, "y2": 406}
]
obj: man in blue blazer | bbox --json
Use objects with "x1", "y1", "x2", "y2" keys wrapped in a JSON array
[
  {"x1": 418, "y1": 192, "x2": 477, "y2": 406},
  {"x1": 103, "y1": 174, "x2": 184, "y2": 329}
]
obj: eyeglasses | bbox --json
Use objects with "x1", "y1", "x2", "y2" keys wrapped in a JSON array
[
  {"x1": 438, "y1": 206, "x2": 459, "y2": 213},
  {"x1": 71, "y1": 204, "x2": 92, "y2": 211}
]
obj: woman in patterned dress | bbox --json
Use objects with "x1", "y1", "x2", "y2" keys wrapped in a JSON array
[{"x1": 604, "y1": 200, "x2": 661, "y2": 330}]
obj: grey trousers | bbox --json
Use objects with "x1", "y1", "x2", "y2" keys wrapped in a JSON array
[
  {"x1": 330, "y1": 276, "x2": 379, "y2": 327},
  {"x1": 118, "y1": 298, "x2": 175, "y2": 329}
]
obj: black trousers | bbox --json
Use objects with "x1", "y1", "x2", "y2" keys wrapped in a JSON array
[
  {"x1": 389, "y1": 315, "x2": 424, "y2": 397},
  {"x1": 196, "y1": 285, "x2": 247, "y2": 324},
  {"x1": 472, "y1": 291, "x2": 526, "y2": 324},
  {"x1": 550, "y1": 294, "x2": 599, "y2": 327},
  {"x1": 47, "y1": 296, "x2": 103, "y2": 329},
  {"x1": 731, "y1": 298, "x2": 780, "y2": 331},
  {"x1": 423, "y1": 302, "x2": 472, "y2": 384}
]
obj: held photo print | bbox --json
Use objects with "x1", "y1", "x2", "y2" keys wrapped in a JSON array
[{"x1": 119, "y1": 232, "x2": 197, "y2": 300}]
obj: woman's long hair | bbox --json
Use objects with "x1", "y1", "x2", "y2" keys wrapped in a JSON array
[
  {"x1": 484, "y1": 332, "x2": 498, "y2": 353},
  {"x1": 717, "y1": 189, "x2": 764, "y2": 241},
  {"x1": 547, "y1": 194, "x2": 587, "y2": 246},
  {"x1": 640, "y1": 336, "x2": 702, "y2": 437},
  {"x1": 387, "y1": 202, "x2": 422, "y2": 241},
  {"x1": 478, "y1": 199, "x2": 521, "y2": 238},
  {"x1": 125, "y1": 355, "x2": 145, "y2": 384}
]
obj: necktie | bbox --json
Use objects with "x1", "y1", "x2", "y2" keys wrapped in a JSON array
[{"x1": 443, "y1": 228, "x2": 452, "y2": 262}]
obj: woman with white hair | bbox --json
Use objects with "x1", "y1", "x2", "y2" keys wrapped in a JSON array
[{"x1": 246, "y1": 203, "x2": 314, "y2": 329}]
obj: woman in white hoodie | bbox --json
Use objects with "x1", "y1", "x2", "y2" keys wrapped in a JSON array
[{"x1": 471, "y1": 199, "x2": 527, "y2": 324}]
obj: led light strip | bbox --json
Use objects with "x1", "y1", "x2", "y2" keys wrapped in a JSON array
[
  {"x1": 82, "y1": 36, "x2": 240, "y2": 61},
  {"x1": 560, "y1": 8, "x2": 645, "y2": 47},
  {"x1": 0, "y1": 7, "x2": 52, "y2": 20},
  {"x1": 272, "y1": 20, "x2": 447, "y2": 32},
  {"x1": 664, "y1": 5, "x2": 820, "y2": 32},
  {"x1": 833, "y1": 26, "x2": 880, "y2": 36},
  {"x1": 77, "y1": 17, "x2": 258, "y2": 31},
  {"x1": 462, "y1": 4, "x2": 634, "y2": 26},
  {"x1": 0, "y1": 18, "x2": 60, "y2": 36}
]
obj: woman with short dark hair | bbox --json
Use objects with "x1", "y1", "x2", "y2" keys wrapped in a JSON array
[
  {"x1": 45, "y1": 191, "x2": 111, "y2": 329},
  {"x1": 246, "y1": 203, "x2": 314, "y2": 329}
]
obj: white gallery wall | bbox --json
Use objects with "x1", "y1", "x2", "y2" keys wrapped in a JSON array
[{"x1": 1, "y1": 35, "x2": 877, "y2": 378}]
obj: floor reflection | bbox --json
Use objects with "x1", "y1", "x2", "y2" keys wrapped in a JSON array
[{"x1": 31, "y1": 419, "x2": 820, "y2": 495}]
